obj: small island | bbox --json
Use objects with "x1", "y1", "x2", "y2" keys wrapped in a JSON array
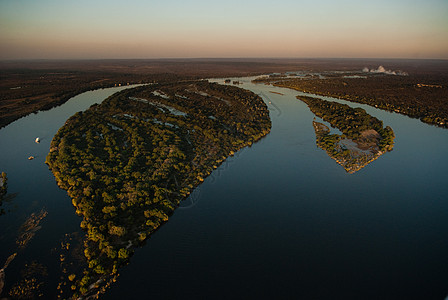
[
  {"x1": 46, "y1": 80, "x2": 271, "y2": 298},
  {"x1": 298, "y1": 96, "x2": 395, "y2": 173}
]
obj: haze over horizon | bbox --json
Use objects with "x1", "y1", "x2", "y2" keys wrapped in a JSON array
[{"x1": 1, "y1": 0, "x2": 447, "y2": 60}]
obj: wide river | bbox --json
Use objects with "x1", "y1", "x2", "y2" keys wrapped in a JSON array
[{"x1": 0, "y1": 78, "x2": 447, "y2": 299}]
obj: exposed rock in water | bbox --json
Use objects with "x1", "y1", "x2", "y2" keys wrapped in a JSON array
[{"x1": 0, "y1": 253, "x2": 18, "y2": 295}]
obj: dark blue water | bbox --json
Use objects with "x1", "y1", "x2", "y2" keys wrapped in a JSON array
[
  {"x1": 105, "y1": 78, "x2": 448, "y2": 299},
  {"x1": 1, "y1": 79, "x2": 447, "y2": 299}
]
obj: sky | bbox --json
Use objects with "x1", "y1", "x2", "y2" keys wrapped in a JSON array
[{"x1": 1, "y1": 0, "x2": 447, "y2": 60}]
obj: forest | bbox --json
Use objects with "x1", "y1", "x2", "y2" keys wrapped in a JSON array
[
  {"x1": 45, "y1": 80, "x2": 271, "y2": 298},
  {"x1": 298, "y1": 95, "x2": 395, "y2": 173}
]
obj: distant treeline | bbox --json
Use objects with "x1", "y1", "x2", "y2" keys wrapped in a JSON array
[
  {"x1": 275, "y1": 74, "x2": 448, "y2": 128},
  {"x1": 0, "y1": 70, "x2": 193, "y2": 128}
]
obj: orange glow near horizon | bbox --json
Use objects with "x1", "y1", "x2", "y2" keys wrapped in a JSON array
[{"x1": 1, "y1": 0, "x2": 447, "y2": 60}]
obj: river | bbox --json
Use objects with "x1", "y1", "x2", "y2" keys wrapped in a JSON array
[{"x1": 1, "y1": 78, "x2": 447, "y2": 299}]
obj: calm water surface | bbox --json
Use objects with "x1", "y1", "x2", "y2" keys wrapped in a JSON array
[
  {"x1": 1, "y1": 79, "x2": 447, "y2": 299},
  {"x1": 107, "y1": 78, "x2": 448, "y2": 299}
]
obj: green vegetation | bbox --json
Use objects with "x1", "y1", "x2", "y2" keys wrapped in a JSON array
[
  {"x1": 46, "y1": 80, "x2": 271, "y2": 298},
  {"x1": 298, "y1": 96, "x2": 395, "y2": 173},
  {"x1": 299, "y1": 96, "x2": 395, "y2": 151}
]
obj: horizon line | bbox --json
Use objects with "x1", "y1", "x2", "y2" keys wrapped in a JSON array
[{"x1": 1, "y1": 57, "x2": 448, "y2": 62}]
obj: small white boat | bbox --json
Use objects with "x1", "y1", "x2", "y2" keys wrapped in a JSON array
[{"x1": 35, "y1": 137, "x2": 40, "y2": 143}]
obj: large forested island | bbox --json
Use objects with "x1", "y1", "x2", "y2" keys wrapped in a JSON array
[
  {"x1": 45, "y1": 80, "x2": 271, "y2": 298},
  {"x1": 298, "y1": 96, "x2": 395, "y2": 173}
]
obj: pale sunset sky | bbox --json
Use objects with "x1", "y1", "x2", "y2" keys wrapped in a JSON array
[{"x1": 1, "y1": 0, "x2": 447, "y2": 60}]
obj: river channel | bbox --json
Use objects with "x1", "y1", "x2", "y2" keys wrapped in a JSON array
[{"x1": 0, "y1": 78, "x2": 447, "y2": 299}]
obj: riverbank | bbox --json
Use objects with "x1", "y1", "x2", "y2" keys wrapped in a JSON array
[
  {"x1": 274, "y1": 76, "x2": 448, "y2": 129},
  {"x1": 4, "y1": 58, "x2": 443, "y2": 129}
]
